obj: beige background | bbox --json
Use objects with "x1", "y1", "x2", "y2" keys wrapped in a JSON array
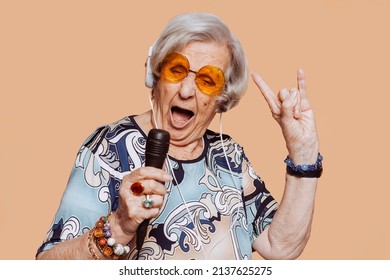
[{"x1": 1, "y1": 0, "x2": 389, "y2": 259}]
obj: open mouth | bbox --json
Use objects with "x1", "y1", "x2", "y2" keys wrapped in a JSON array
[{"x1": 170, "y1": 106, "x2": 194, "y2": 127}]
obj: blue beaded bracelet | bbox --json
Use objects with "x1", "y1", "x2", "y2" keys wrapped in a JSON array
[{"x1": 284, "y1": 153, "x2": 323, "y2": 178}]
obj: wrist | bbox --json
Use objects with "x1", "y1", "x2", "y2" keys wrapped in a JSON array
[
  {"x1": 89, "y1": 214, "x2": 132, "y2": 260},
  {"x1": 286, "y1": 141, "x2": 319, "y2": 166},
  {"x1": 285, "y1": 153, "x2": 323, "y2": 178}
]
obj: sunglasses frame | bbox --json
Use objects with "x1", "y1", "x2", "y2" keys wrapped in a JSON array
[{"x1": 160, "y1": 52, "x2": 225, "y2": 96}]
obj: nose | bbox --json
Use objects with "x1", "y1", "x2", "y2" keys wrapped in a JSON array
[{"x1": 178, "y1": 72, "x2": 196, "y2": 99}]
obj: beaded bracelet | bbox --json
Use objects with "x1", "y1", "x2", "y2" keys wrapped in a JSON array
[
  {"x1": 284, "y1": 153, "x2": 323, "y2": 178},
  {"x1": 92, "y1": 214, "x2": 131, "y2": 259}
]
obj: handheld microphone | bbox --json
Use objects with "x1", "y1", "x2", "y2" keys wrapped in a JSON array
[{"x1": 136, "y1": 128, "x2": 170, "y2": 257}]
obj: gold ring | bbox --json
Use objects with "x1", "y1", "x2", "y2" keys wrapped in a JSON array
[{"x1": 130, "y1": 182, "x2": 144, "y2": 196}]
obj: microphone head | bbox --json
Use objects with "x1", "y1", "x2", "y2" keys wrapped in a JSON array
[
  {"x1": 147, "y1": 128, "x2": 170, "y2": 143},
  {"x1": 145, "y1": 129, "x2": 170, "y2": 168}
]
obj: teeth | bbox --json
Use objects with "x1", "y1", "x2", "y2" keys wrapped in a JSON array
[
  {"x1": 172, "y1": 115, "x2": 190, "y2": 123},
  {"x1": 170, "y1": 106, "x2": 194, "y2": 127}
]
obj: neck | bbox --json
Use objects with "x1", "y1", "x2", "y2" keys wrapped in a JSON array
[{"x1": 168, "y1": 137, "x2": 204, "y2": 161}]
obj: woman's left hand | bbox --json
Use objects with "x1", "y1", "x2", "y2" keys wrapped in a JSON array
[
  {"x1": 252, "y1": 69, "x2": 319, "y2": 164},
  {"x1": 252, "y1": 69, "x2": 320, "y2": 259}
]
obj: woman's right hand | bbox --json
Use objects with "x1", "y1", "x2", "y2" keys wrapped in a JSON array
[{"x1": 108, "y1": 166, "x2": 172, "y2": 244}]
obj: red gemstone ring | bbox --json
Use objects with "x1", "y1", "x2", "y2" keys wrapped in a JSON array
[{"x1": 130, "y1": 182, "x2": 144, "y2": 196}]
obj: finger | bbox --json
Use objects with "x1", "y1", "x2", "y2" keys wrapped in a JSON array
[
  {"x1": 280, "y1": 88, "x2": 301, "y2": 119},
  {"x1": 122, "y1": 194, "x2": 163, "y2": 222},
  {"x1": 278, "y1": 88, "x2": 289, "y2": 102},
  {"x1": 297, "y1": 68, "x2": 309, "y2": 101},
  {"x1": 280, "y1": 89, "x2": 298, "y2": 120},
  {"x1": 132, "y1": 203, "x2": 160, "y2": 221},
  {"x1": 251, "y1": 72, "x2": 281, "y2": 115},
  {"x1": 139, "y1": 194, "x2": 164, "y2": 209},
  {"x1": 124, "y1": 167, "x2": 172, "y2": 186},
  {"x1": 140, "y1": 179, "x2": 167, "y2": 196},
  {"x1": 291, "y1": 88, "x2": 301, "y2": 119},
  {"x1": 128, "y1": 179, "x2": 167, "y2": 198}
]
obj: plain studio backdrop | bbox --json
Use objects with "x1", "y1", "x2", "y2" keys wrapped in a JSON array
[{"x1": 1, "y1": 0, "x2": 389, "y2": 259}]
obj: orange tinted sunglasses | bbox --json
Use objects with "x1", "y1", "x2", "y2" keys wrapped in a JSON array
[{"x1": 160, "y1": 52, "x2": 225, "y2": 96}]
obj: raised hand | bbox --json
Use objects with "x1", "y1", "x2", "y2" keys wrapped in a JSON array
[{"x1": 251, "y1": 69, "x2": 319, "y2": 164}]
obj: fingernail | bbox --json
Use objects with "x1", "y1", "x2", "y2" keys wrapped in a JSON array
[{"x1": 291, "y1": 90, "x2": 298, "y2": 98}]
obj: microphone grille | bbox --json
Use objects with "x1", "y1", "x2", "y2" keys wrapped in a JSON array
[{"x1": 146, "y1": 129, "x2": 170, "y2": 157}]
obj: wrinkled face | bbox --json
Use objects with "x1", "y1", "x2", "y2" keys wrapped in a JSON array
[{"x1": 153, "y1": 41, "x2": 230, "y2": 147}]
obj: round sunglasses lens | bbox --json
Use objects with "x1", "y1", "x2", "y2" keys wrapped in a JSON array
[
  {"x1": 196, "y1": 66, "x2": 225, "y2": 95},
  {"x1": 161, "y1": 53, "x2": 189, "y2": 82}
]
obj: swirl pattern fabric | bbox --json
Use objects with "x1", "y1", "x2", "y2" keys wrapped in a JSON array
[{"x1": 37, "y1": 116, "x2": 278, "y2": 259}]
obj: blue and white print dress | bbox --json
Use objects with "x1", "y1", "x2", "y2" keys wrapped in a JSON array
[{"x1": 37, "y1": 116, "x2": 278, "y2": 259}]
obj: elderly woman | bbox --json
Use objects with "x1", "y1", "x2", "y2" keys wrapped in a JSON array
[{"x1": 36, "y1": 12, "x2": 322, "y2": 260}]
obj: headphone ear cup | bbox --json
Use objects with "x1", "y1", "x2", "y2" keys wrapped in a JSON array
[{"x1": 145, "y1": 46, "x2": 154, "y2": 88}]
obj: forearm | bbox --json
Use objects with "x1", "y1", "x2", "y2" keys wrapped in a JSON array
[
  {"x1": 37, "y1": 216, "x2": 136, "y2": 260},
  {"x1": 36, "y1": 231, "x2": 93, "y2": 260},
  {"x1": 252, "y1": 68, "x2": 321, "y2": 259},
  {"x1": 255, "y1": 174, "x2": 318, "y2": 259}
]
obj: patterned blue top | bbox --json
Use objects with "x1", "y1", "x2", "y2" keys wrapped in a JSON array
[{"x1": 37, "y1": 116, "x2": 278, "y2": 259}]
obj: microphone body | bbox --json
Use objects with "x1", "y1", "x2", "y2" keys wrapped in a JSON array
[{"x1": 136, "y1": 128, "x2": 170, "y2": 255}]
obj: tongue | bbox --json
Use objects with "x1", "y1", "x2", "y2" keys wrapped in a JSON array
[{"x1": 172, "y1": 107, "x2": 193, "y2": 123}]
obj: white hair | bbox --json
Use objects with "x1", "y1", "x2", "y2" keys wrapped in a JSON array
[{"x1": 150, "y1": 12, "x2": 248, "y2": 113}]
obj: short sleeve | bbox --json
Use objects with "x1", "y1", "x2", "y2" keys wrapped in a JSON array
[
  {"x1": 241, "y1": 151, "x2": 278, "y2": 245},
  {"x1": 36, "y1": 133, "x2": 112, "y2": 254}
]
